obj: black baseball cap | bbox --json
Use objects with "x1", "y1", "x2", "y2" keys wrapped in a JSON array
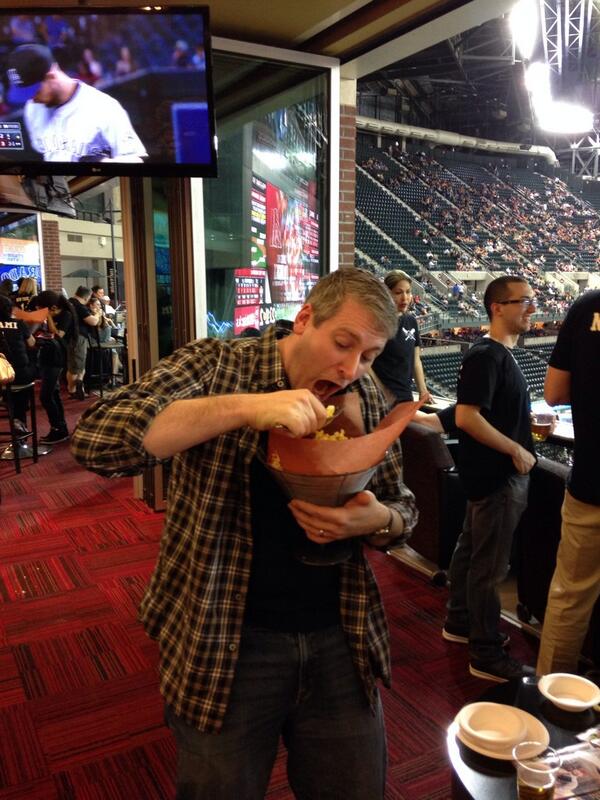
[{"x1": 7, "y1": 44, "x2": 54, "y2": 94}]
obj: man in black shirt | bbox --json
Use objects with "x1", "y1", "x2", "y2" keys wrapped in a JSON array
[
  {"x1": 443, "y1": 276, "x2": 537, "y2": 682},
  {"x1": 537, "y1": 290, "x2": 600, "y2": 674},
  {"x1": 0, "y1": 294, "x2": 35, "y2": 430},
  {"x1": 67, "y1": 285, "x2": 98, "y2": 399}
]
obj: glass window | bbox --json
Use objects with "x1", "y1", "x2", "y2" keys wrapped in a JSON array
[
  {"x1": 204, "y1": 51, "x2": 329, "y2": 338},
  {"x1": 0, "y1": 215, "x2": 39, "y2": 290}
]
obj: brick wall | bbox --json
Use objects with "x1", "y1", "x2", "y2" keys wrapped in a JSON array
[
  {"x1": 41, "y1": 218, "x2": 62, "y2": 291},
  {"x1": 339, "y1": 101, "x2": 356, "y2": 270}
]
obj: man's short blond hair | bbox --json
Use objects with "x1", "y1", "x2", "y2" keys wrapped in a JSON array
[{"x1": 305, "y1": 267, "x2": 397, "y2": 339}]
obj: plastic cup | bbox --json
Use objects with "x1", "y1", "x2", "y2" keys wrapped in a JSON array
[
  {"x1": 512, "y1": 742, "x2": 561, "y2": 799},
  {"x1": 531, "y1": 412, "x2": 555, "y2": 442}
]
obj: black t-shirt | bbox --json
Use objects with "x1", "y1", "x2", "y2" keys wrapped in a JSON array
[
  {"x1": 549, "y1": 290, "x2": 600, "y2": 505},
  {"x1": 71, "y1": 298, "x2": 93, "y2": 337},
  {"x1": 372, "y1": 312, "x2": 421, "y2": 401},
  {"x1": 457, "y1": 338, "x2": 534, "y2": 500},
  {"x1": 14, "y1": 294, "x2": 34, "y2": 312},
  {"x1": 37, "y1": 309, "x2": 72, "y2": 367},
  {"x1": 244, "y1": 456, "x2": 341, "y2": 632},
  {"x1": 55, "y1": 309, "x2": 73, "y2": 359},
  {"x1": 0, "y1": 319, "x2": 30, "y2": 371}
]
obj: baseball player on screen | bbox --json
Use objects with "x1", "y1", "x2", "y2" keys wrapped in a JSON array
[{"x1": 7, "y1": 44, "x2": 147, "y2": 163}]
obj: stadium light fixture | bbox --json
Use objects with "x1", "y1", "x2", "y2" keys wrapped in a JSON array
[
  {"x1": 525, "y1": 62, "x2": 594, "y2": 134},
  {"x1": 536, "y1": 102, "x2": 594, "y2": 134},
  {"x1": 524, "y1": 61, "x2": 551, "y2": 99},
  {"x1": 510, "y1": 0, "x2": 538, "y2": 60}
]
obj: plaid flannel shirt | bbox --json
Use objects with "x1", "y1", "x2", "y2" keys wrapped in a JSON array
[{"x1": 71, "y1": 326, "x2": 418, "y2": 733}]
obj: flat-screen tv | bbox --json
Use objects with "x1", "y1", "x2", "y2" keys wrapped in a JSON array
[{"x1": 0, "y1": 7, "x2": 217, "y2": 177}]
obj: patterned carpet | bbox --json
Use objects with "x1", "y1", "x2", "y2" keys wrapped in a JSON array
[{"x1": 0, "y1": 392, "x2": 539, "y2": 799}]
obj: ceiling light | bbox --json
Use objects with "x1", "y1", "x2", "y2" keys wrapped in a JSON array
[
  {"x1": 510, "y1": 0, "x2": 538, "y2": 60},
  {"x1": 536, "y1": 101, "x2": 594, "y2": 134},
  {"x1": 524, "y1": 62, "x2": 551, "y2": 99}
]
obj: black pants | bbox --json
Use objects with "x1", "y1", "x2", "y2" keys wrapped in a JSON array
[{"x1": 39, "y1": 365, "x2": 67, "y2": 431}]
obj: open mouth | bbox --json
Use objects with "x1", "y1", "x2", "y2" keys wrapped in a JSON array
[{"x1": 313, "y1": 379, "x2": 342, "y2": 400}]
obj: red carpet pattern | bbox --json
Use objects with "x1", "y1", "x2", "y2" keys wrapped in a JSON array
[{"x1": 0, "y1": 393, "x2": 539, "y2": 799}]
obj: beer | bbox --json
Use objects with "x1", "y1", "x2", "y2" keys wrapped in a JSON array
[
  {"x1": 530, "y1": 412, "x2": 555, "y2": 442},
  {"x1": 517, "y1": 777, "x2": 554, "y2": 799},
  {"x1": 513, "y1": 742, "x2": 560, "y2": 800},
  {"x1": 531, "y1": 422, "x2": 552, "y2": 442}
]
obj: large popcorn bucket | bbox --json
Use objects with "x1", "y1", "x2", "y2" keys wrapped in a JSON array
[
  {"x1": 266, "y1": 395, "x2": 423, "y2": 565},
  {"x1": 264, "y1": 464, "x2": 379, "y2": 565}
]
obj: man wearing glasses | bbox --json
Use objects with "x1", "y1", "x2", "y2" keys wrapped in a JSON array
[{"x1": 443, "y1": 276, "x2": 537, "y2": 682}]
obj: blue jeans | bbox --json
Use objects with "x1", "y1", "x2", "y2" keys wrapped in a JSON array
[
  {"x1": 446, "y1": 474, "x2": 529, "y2": 661},
  {"x1": 165, "y1": 625, "x2": 386, "y2": 800}
]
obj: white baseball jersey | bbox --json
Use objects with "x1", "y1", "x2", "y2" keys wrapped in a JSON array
[{"x1": 24, "y1": 81, "x2": 147, "y2": 162}]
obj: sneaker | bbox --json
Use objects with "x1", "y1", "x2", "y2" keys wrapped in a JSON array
[
  {"x1": 469, "y1": 655, "x2": 535, "y2": 683},
  {"x1": 442, "y1": 622, "x2": 510, "y2": 648},
  {"x1": 40, "y1": 428, "x2": 70, "y2": 444}
]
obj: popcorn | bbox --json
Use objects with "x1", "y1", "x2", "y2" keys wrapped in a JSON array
[{"x1": 314, "y1": 428, "x2": 349, "y2": 441}]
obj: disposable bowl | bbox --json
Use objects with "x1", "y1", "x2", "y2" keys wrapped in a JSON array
[
  {"x1": 456, "y1": 702, "x2": 526, "y2": 751},
  {"x1": 538, "y1": 673, "x2": 600, "y2": 712}
]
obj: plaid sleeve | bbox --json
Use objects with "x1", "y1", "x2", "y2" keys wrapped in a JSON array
[{"x1": 70, "y1": 338, "x2": 222, "y2": 476}]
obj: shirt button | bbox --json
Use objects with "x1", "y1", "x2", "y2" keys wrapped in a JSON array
[
  {"x1": 234, "y1": 593, "x2": 242, "y2": 601},
  {"x1": 228, "y1": 643, "x2": 237, "y2": 652},
  {"x1": 276, "y1": 380, "x2": 285, "y2": 388}
]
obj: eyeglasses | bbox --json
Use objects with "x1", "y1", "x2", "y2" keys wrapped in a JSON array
[{"x1": 497, "y1": 298, "x2": 536, "y2": 308}]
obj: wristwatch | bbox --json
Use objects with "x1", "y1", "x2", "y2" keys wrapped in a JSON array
[{"x1": 370, "y1": 507, "x2": 394, "y2": 537}]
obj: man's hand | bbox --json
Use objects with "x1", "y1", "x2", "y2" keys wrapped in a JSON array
[
  {"x1": 511, "y1": 444, "x2": 536, "y2": 475},
  {"x1": 419, "y1": 389, "x2": 432, "y2": 403},
  {"x1": 288, "y1": 491, "x2": 393, "y2": 543},
  {"x1": 244, "y1": 389, "x2": 328, "y2": 437}
]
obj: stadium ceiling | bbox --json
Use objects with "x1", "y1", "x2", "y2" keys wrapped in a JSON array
[{"x1": 357, "y1": 0, "x2": 600, "y2": 158}]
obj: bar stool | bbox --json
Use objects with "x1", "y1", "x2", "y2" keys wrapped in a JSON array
[
  {"x1": 86, "y1": 329, "x2": 126, "y2": 398},
  {"x1": 0, "y1": 381, "x2": 40, "y2": 474}
]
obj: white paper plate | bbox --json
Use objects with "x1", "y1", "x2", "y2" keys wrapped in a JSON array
[{"x1": 453, "y1": 708, "x2": 550, "y2": 760}]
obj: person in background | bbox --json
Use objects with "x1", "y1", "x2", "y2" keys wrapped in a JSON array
[
  {"x1": 71, "y1": 268, "x2": 418, "y2": 800},
  {"x1": 0, "y1": 294, "x2": 35, "y2": 432},
  {"x1": 90, "y1": 285, "x2": 116, "y2": 317},
  {"x1": 86, "y1": 296, "x2": 111, "y2": 339},
  {"x1": 67, "y1": 285, "x2": 99, "y2": 400},
  {"x1": 537, "y1": 290, "x2": 600, "y2": 675},
  {"x1": 240, "y1": 326, "x2": 261, "y2": 338},
  {"x1": 35, "y1": 290, "x2": 76, "y2": 444},
  {"x1": 0, "y1": 278, "x2": 14, "y2": 298},
  {"x1": 371, "y1": 270, "x2": 431, "y2": 408},
  {"x1": 14, "y1": 276, "x2": 38, "y2": 312},
  {"x1": 443, "y1": 276, "x2": 537, "y2": 682},
  {"x1": 114, "y1": 46, "x2": 135, "y2": 78},
  {"x1": 171, "y1": 39, "x2": 191, "y2": 68}
]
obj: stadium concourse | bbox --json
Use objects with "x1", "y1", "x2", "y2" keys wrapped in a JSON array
[{"x1": 354, "y1": 142, "x2": 599, "y2": 396}]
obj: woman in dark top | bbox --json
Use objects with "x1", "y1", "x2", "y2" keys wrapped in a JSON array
[
  {"x1": 14, "y1": 277, "x2": 38, "y2": 313},
  {"x1": 371, "y1": 270, "x2": 431, "y2": 406},
  {"x1": 0, "y1": 294, "x2": 36, "y2": 431},
  {"x1": 35, "y1": 290, "x2": 76, "y2": 444}
]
